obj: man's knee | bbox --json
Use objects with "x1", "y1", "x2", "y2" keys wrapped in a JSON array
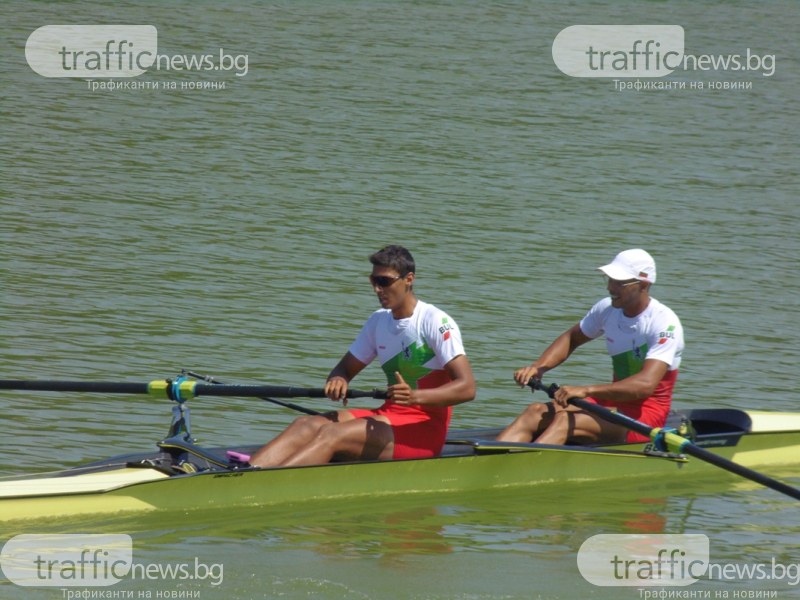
[
  {"x1": 291, "y1": 414, "x2": 330, "y2": 435},
  {"x1": 524, "y1": 402, "x2": 554, "y2": 420},
  {"x1": 313, "y1": 421, "x2": 350, "y2": 446}
]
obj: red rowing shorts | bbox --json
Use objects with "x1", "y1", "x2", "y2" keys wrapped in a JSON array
[
  {"x1": 346, "y1": 402, "x2": 452, "y2": 459},
  {"x1": 586, "y1": 370, "x2": 678, "y2": 443}
]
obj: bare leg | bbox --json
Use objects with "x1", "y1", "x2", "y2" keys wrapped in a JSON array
[
  {"x1": 280, "y1": 416, "x2": 394, "y2": 467},
  {"x1": 496, "y1": 402, "x2": 555, "y2": 442},
  {"x1": 535, "y1": 406, "x2": 628, "y2": 445},
  {"x1": 249, "y1": 413, "x2": 395, "y2": 468},
  {"x1": 250, "y1": 413, "x2": 343, "y2": 467}
]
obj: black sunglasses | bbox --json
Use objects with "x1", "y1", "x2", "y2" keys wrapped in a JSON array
[{"x1": 369, "y1": 274, "x2": 403, "y2": 288}]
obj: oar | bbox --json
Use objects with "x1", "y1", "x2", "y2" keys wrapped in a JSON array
[
  {"x1": 528, "y1": 379, "x2": 800, "y2": 501},
  {"x1": 185, "y1": 371, "x2": 321, "y2": 416},
  {"x1": 0, "y1": 379, "x2": 388, "y2": 402}
]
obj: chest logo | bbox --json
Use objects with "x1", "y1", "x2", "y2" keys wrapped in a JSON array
[
  {"x1": 439, "y1": 318, "x2": 452, "y2": 341},
  {"x1": 658, "y1": 325, "x2": 677, "y2": 345}
]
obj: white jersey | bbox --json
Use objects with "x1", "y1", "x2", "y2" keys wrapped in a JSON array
[
  {"x1": 349, "y1": 300, "x2": 465, "y2": 388},
  {"x1": 579, "y1": 296, "x2": 684, "y2": 379}
]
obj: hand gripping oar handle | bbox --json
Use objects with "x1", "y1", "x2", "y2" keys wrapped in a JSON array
[
  {"x1": 0, "y1": 379, "x2": 389, "y2": 401},
  {"x1": 527, "y1": 378, "x2": 800, "y2": 501},
  {"x1": 528, "y1": 379, "x2": 655, "y2": 439}
]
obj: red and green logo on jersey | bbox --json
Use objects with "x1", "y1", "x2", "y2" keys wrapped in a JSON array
[
  {"x1": 439, "y1": 317, "x2": 452, "y2": 341},
  {"x1": 658, "y1": 325, "x2": 676, "y2": 345}
]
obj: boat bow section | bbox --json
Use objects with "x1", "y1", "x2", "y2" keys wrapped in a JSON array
[
  {"x1": 0, "y1": 467, "x2": 169, "y2": 499},
  {"x1": 0, "y1": 466, "x2": 170, "y2": 521}
]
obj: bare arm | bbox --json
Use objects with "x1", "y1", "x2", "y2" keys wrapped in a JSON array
[
  {"x1": 552, "y1": 358, "x2": 669, "y2": 406},
  {"x1": 513, "y1": 324, "x2": 592, "y2": 386},
  {"x1": 324, "y1": 351, "x2": 368, "y2": 406},
  {"x1": 389, "y1": 354, "x2": 476, "y2": 408}
]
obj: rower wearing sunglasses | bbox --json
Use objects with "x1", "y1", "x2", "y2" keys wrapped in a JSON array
[{"x1": 250, "y1": 245, "x2": 476, "y2": 467}]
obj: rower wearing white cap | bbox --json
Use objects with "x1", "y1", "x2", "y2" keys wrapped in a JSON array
[{"x1": 498, "y1": 249, "x2": 685, "y2": 446}]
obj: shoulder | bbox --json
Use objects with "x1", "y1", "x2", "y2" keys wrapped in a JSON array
[
  {"x1": 645, "y1": 298, "x2": 682, "y2": 326},
  {"x1": 579, "y1": 297, "x2": 614, "y2": 336},
  {"x1": 417, "y1": 300, "x2": 458, "y2": 326},
  {"x1": 363, "y1": 308, "x2": 392, "y2": 326},
  {"x1": 416, "y1": 300, "x2": 466, "y2": 354},
  {"x1": 366, "y1": 308, "x2": 392, "y2": 319},
  {"x1": 585, "y1": 297, "x2": 614, "y2": 319},
  {"x1": 592, "y1": 297, "x2": 613, "y2": 311},
  {"x1": 643, "y1": 299, "x2": 684, "y2": 347}
]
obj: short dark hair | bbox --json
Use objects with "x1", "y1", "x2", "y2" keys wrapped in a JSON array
[{"x1": 369, "y1": 245, "x2": 415, "y2": 276}]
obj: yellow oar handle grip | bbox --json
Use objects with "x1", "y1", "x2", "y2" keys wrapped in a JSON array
[{"x1": 147, "y1": 379, "x2": 197, "y2": 401}]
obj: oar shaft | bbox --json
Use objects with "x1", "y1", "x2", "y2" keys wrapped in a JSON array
[
  {"x1": 0, "y1": 379, "x2": 388, "y2": 400},
  {"x1": 0, "y1": 380, "x2": 149, "y2": 394},
  {"x1": 528, "y1": 380, "x2": 800, "y2": 501},
  {"x1": 571, "y1": 398, "x2": 800, "y2": 501},
  {"x1": 569, "y1": 398, "x2": 662, "y2": 443},
  {"x1": 191, "y1": 384, "x2": 385, "y2": 399},
  {"x1": 184, "y1": 372, "x2": 322, "y2": 416},
  {"x1": 680, "y1": 440, "x2": 800, "y2": 500},
  {"x1": 530, "y1": 380, "x2": 659, "y2": 440}
]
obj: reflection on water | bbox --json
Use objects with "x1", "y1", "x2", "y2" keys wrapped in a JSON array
[
  {"x1": 0, "y1": 478, "x2": 771, "y2": 553},
  {"x1": 1, "y1": 472, "x2": 798, "y2": 599}
]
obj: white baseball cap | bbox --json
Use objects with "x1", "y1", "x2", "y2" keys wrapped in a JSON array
[{"x1": 598, "y1": 249, "x2": 656, "y2": 283}]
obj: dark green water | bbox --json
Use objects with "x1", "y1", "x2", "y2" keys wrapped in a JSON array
[{"x1": 2, "y1": 1, "x2": 798, "y2": 598}]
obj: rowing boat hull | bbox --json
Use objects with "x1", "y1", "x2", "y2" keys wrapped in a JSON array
[{"x1": 3, "y1": 413, "x2": 799, "y2": 522}]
